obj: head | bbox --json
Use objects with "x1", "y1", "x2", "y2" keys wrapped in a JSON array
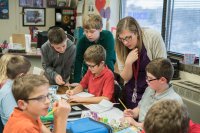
[
  {"x1": 12, "y1": 74, "x2": 50, "y2": 119},
  {"x1": 83, "y1": 14, "x2": 103, "y2": 42},
  {"x1": 0, "y1": 54, "x2": 14, "y2": 83},
  {"x1": 84, "y1": 45, "x2": 106, "y2": 75},
  {"x1": 145, "y1": 58, "x2": 174, "y2": 90},
  {"x1": 144, "y1": 100, "x2": 190, "y2": 133},
  {"x1": 7, "y1": 55, "x2": 31, "y2": 79},
  {"x1": 48, "y1": 27, "x2": 67, "y2": 53},
  {"x1": 115, "y1": 16, "x2": 142, "y2": 64}
]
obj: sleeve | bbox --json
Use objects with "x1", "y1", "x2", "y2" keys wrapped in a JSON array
[
  {"x1": 138, "y1": 87, "x2": 151, "y2": 108},
  {"x1": 79, "y1": 70, "x2": 90, "y2": 89},
  {"x1": 41, "y1": 45, "x2": 58, "y2": 82},
  {"x1": 151, "y1": 30, "x2": 167, "y2": 59},
  {"x1": 1, "y1": 93, "x2": 17, "y2": 124},
  {"x1": 73, "y1": 38, "x2": 85, "y2": 82},
  {"x1": 102, "y1": 72, "x2": 115, "y2": 100},
  {"x1": 104, "y1": 32, "x2": 116, "y2": 72}
]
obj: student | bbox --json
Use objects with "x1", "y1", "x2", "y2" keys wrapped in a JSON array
[
  {"x1": 115, "y1": 16, "x2": 167, "y2": 108},
  {"x1": 41, "y1": 27, "x2": 76, "y2": 85},
  {"x1": 66, "y1": 45, "x2": 114, "y2": 103},
  {"x1": 0, "y1": 55, "x2": 31, "y2": 125},
  {"x1": 3, "y1": 74, "x2": 71, "y2": 133},
  {"x1": 73, "y1": 14, "x2": 116, "y2": 83},
  {"x1": 123, "y1": 58, "x2": 182, "y2": 127},
  {"x1": 144, "y1": 100, "x2": 200, "y2": 133},
  {"x1": 0, "y1": 54, "x2": 14, "y2": 89}
]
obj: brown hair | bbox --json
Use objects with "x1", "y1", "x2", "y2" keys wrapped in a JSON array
[
  {"x1": 7, "y1": 55, "x2": 31, "y2": 79},
  {"x1": 84, "y1": 45, "x2": 106, "y2": 65},
  {"x1": 0, "y1": 54, "x2": 14, "y2": 83},
  {"x1": 48, "y1": 27, "x2": 67, "y2": 44},
  {"x1": 12, "y1": 74, "x2": 49, "y2": 102},
  {"x1": 83, "y1": 14, "x2": 103, "y2": 30},
  {"x1": 144, "y1": 100, "x2": 189, "y2": 133},
  {"x1": 115, "y1": 16, "x2": 143, "y2": 64},
  {"x1": 146, "y1": 58, "x2": 174, "y2": 83}
]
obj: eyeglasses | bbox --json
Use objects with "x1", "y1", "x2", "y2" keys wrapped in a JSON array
[
  {"x1": 118, "y1": 35, "x2": 133, "y2": 42},
  {"x1": 25, "y1": 93, "x2": 51, "y2": 103},
  {"x1": 86, "y1": 63, "x2": 98, "y2": 69},
  {"x1": 146, "y1": 76, "x2": 158, "y2": 83}
]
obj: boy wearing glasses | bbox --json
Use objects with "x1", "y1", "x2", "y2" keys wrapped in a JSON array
[
  {"x1": 123, "y1": 58, "x2": 183, "y2": 128},
  {"x1": 41, "y1": 27, "x2": 76, "y2": 85},
  {"x1": 0, "y1": 55, "x2": 31, "y2": 125},
  {"x1": 73, "y1": 14, "x2": 116, "y2": 83},
  {"x1": 4, "y1": 74, "x2": 71, "y2": 133},
  {"x1": 66, "y1": 45, "x2": 114, "y2": 103}
]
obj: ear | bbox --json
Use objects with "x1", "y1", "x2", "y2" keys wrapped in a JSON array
[
  {"x1": 159, "y1": 77, "x2": 167, "y2": 83},
  {"x1": 100, "y1": 61, "x2": 105, "y2": 65},
  {"x1": 18, "y1": 100, "x2": 28, "y2": 110},
  {"x1": 98, "y1": 28, "x2": 103, "y2": 32}
]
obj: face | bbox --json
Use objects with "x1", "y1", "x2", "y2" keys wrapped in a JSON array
[
  {"x1": 146, "y1": 72, "x2": 160, "y2": 91},
  {"x1": 23, "y1": 84, "x2": 50, "y2": 119},
  {"x1": 85, "y1": 61, "x2": 104, "y2": 75},
  {"x1": 51, "y1": 39, "x2": 67, "y2": 53},
  {"x1": 118, "y1": 30, "x2": 138, "y2": 49},
  {"x1": 84, "y1": 29, "x2": 102, "y2": 42}
]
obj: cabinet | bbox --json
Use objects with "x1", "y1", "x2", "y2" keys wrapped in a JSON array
[{"x1": 55, "y1": 8, "x2": 76, "y2": 35}]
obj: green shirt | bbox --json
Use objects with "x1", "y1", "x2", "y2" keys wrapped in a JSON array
[{"x1": 73, "y1": 30, "x2": 116, "y2": 82}]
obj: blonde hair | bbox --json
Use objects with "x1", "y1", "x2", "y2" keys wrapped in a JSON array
[
  {"x1": 83, "y1": 14, "x2": 103, "y2": 30},
  {"x1": 115, "y1": 16, "x2": 143, "y2": 64},
  {"x1": 0, "y1": 54, "x2": 14, "y2": 83}
]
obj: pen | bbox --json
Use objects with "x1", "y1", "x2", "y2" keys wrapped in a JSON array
[{"x1": 118, "y1": 98, "x2": 127, "y2": 110}]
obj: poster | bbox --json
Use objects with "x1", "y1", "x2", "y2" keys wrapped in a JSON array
[{"x1": 0, "y1": 0, "x2": 9, "y2": 19}]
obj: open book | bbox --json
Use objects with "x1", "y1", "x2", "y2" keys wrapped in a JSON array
[
  {"x1": 84, "y1": 99, "x2": 114, "y2": 113},
  {"x1": 59, "y1": 92, "x2": 94, "y2": 100}
]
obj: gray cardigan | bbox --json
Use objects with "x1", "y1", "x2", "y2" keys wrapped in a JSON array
[{"x1": 41, "y1": 39, "x2": 76, "y2": 84}]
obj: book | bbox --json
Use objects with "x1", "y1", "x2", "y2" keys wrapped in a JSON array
[{"x1": 85, "y1": 99, "x2": 114, "y2": 113}]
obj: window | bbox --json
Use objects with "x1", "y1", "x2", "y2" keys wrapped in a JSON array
[
  {"x1": 167, "y1": 0, "x2": 200, "y2": 57},
  {"x1": 121, "y1": 0, "x2": 164, "y2": 33},
  {"x1": 121, "y1": 0, "x2": 200, "y2": 57}
]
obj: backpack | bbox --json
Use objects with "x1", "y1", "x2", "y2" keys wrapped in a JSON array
[{"x1": 66, "y1": 117, "x2": 113, "y2": 133}]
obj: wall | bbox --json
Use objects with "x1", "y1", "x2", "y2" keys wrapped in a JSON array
[{"x1": 0, "y1": 0, "x2": 120, "y2": 42}]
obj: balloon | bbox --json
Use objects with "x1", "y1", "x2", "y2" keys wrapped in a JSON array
[{"x1": 95, "y1": 0, "x2": 106, "y2": 12}]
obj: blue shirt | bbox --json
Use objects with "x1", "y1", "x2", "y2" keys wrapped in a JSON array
[{"x1": 0, "y1": 79, "x2": 17, "y2": 125}]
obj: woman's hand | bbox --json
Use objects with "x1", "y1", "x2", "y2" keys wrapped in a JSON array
[
  {"x1": 124, "y1": 109, "x2": 134, "y2": 117},
  {"x1": 125, "y1": 48, "x2": 138, "y2": 65}
]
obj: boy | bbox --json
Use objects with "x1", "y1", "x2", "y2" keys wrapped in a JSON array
[
  {"x1": 66, "y1": 45, "x2": 114, "y2": 103},
  {"x1": 123, "y1": 58, "x2": 183, "y2": 127},
  {"x1": 73, "y1": 14, "x2": 116, "y2": 83},
  {"x1": 143, "y1": 100, "x2": 189, "y2": 133},
  {"x1": 3, "y1": 74, "x2": 71, "y2": 133},
  {"x1": 0, "y1": 55, "x2": 31, "y2": 125},
  {"x1": 41, "y1": 27, "x2": 76, "y2": 85}
]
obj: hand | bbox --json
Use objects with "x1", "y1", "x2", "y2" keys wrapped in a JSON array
[
  {"x1": 66, "y1": 90, "x2": 74, "y2": 96},
  {"x1": 125, "y1": 48, "x2": 138, "y2": 65},
  {"x1": 123, "y1": 117, "x2": 137, "y2": 126},
  {"x1": 68, "y1": 96, "x2": 84, "y2": 103},
  {"x1": 55, "y1": 74, "x2": 65, "y2": 85},
  {"x1": 124, "y1": 109, "x2": 134, "y2": 117},
  {"x1": 53, "y1": 99, "x2": 71, "y2": 119}
]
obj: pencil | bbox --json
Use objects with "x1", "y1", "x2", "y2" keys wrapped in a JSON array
[
  {"x1": 67, "y1": 85, "x2": 71, "y2": 90},
  {"x1": 45, "y1": 108, "x2": 56, "y2": 117},
  {"x1": 118, "y1": 98, "x2": 127, "y2": 110}
]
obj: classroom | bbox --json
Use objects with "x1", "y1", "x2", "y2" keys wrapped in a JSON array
[{"x1": 0, "y1": 0, "x2": 200, "y2": 133}]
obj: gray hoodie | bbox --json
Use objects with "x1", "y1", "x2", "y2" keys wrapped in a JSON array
[{"x1": 41, "y1": 39, "x2": 76, "y2": 85}]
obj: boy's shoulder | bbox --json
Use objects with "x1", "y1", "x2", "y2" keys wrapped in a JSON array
[{"x1": 0, "y1": 79, "x2": 13, "y2": 97}]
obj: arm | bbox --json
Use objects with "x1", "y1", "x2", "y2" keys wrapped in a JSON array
[
  {"x1": 53, "y1": 100, "x2": 71, "y2": 133},
  {"x1": 124, "y1": 106, "x2": 140, "y2": 119},
  {"x1": 104, "y1": 31, "x2": 116, "y2": 72},
  {"x1": 41, "y1": 45, "x2": 58, "y2": 82},
  {"x1": 1, "y1": 93, "x2": 17, "y2": 125},
  {"x1": 73, "y1": 38, "x2": 85, "y2": 82},
  {"x1": 66, "y1": 84, "x2": 84, "y2": 96},
  {"x1": 120, "y1": 48, "x2": 138, "y2": 81}
]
